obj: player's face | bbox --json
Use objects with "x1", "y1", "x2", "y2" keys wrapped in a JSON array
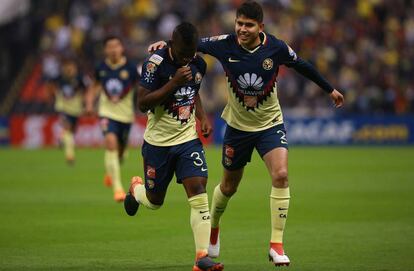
[
  {"x1": 62, "y1": 62, "x2": 77, "y2": 77},
  {"x1": 172, "y1": 42, "x2": 196, "y2": 66},
  {"x1": 235, "y1": 15, "x2": 264, "y2": 49},
  {"x1": 104, "y1": 39, "x2": 124, "y2": 62}
]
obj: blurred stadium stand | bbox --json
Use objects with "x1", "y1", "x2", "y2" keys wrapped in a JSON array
[{"x1": 1, "y1": 0, "x2": 414, "y2": 147}]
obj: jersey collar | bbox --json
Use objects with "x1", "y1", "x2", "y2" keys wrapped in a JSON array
[
  {"x1": 238, "y1": 32, "x2": 267, "y2": 53},
  {"x1": 105, "y1": 56, "x2": 127, "y2": 70}
]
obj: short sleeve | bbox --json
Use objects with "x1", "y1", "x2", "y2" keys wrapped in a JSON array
[
  {"x1": 139, "y1": 60, "x2": 161, "y2": 91},
  {"x1": 198, "y1": 34, "x2": 231, "y2": 59}
]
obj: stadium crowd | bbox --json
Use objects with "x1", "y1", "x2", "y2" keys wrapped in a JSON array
[{"x1": 36, "y1": 0, "x2": 414, "y2": 116}]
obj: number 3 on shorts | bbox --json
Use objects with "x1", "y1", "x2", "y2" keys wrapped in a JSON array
[{"x1": 191, "y1": 151, "x2": 208, "y2": 171}]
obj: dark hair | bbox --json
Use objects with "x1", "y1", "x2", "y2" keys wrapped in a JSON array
[
  {"x1": 103, "y1": 35, "x2": 122, "y2": 46},
  {"x1": 172, "y1": 22, "x2": 199, "y2": 48},
  {"x1": 236, "y1": 1, "x2": 263, "y2": 23}
]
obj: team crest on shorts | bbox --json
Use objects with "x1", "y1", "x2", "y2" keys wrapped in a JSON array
[
  {"x1": 146, "y1": 179, "x2": 155, "y2": 189},
  {"x1": 146, "y1": 62, "x2": 157, "y2": 73},
  {"x1": 225, "y1": 145, "x2": 234, "y2": 158},
  {"x1": 195, "y1": 72, "x2": 202, "y2": 84},
  {"x1": 120, "y1": 69, "x2": 129, "y2": 79},
  {"x1": 262, "y1": 58, "x2": 273, "y2": 70},
  {"x1": 146, "y1": 165, "x2": 156, "y2": 179}
]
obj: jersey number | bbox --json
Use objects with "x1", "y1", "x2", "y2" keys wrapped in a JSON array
[
  {"x1": 191, "y1": 151, "x2": 207, "y2": 172},
  {"x1": 277, "y1": 130, "x2": 288, "y2": 144}
]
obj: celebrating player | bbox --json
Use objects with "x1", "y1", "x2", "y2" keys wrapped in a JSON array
[
  {"x1": 48, "y1": 58, "x2": 87, "y2": 165},
  {"x1": 86, "y1": 36, "x2": 139, "y2": 202},
  {"x1": 148, "y1": 0, "x2": 344, "y2": 267},
  {"x1": 124, "y1": 22, "x2": 224, "y2": 271}
]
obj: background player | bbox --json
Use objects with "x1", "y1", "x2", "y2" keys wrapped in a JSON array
[
  {"x1": 48, "y1": 58, "x2": 87, "y2": 165},
  {"x1": 124, "y1": 22, "x2": 223, "y2": 271},
  {"x1": 86, "y1": 36, "x2": 139, "y2": 202},
  {"x1": 148, "y1": 0, "x2": 344, "y2": 267}
]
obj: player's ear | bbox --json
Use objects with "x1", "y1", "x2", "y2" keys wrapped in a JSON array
[{"x1": 259, "y1": 23, "x2": 264, "y2": 32}]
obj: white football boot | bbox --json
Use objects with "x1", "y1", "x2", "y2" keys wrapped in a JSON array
[{"x1": 269, "y1": 247, "x2": 290, "y2": 267}]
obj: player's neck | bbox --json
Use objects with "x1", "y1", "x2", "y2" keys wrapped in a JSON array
[
  {"x1": 105, "y1": 56, "x2": 126, "y2": 69},
  {"x1": 238, "y1": 32, "x2": 264, "y2": 52}
]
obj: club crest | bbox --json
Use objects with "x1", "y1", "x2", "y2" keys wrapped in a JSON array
[
  {"x1": 195, "y1": 72, "x2": 202, "y2": 84},
  {"x1": 262, "y1": 58, "x2": 273, "y2": 70},
  {"x1": 120, "y1": 69, "x2": 129, "y2": 79}
]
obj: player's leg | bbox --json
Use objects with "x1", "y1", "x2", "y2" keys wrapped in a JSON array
[
  {"x1": 117, "y1": 122, "x2": 131, "y2": 164},
  {"x1": 175, "y1": 139, "x2": 223, "y2": 271},
  {"x1": 124, "y1": 140, "x2": 173, "y2": 215},
  {"x1": 257, "y1": 124, "x2": 290, "y2": 266},
  {"x1": 182, "y1": 177, "x2": 224, "y2": 271},
  {"x1": 209, "y1": 126, "x2": 255, "y2": 258},
  {"x1": 60, "y1": 114, "x2": 77, "y2": 165},
  {"x1": 101, "y1": 118, "x2": 125, "y2": 201},
  {"x1": 124, "y1": 175, "x2": 164, "y2": 215}
]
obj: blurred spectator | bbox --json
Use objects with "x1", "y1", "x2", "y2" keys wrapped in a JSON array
[{"x1": 14, "y1": 0, "x2": 414, "y2": 115}]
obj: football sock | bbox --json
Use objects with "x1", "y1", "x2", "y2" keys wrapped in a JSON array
[
  {"x1": 62, "y1": 130, "x2": 74, "y2": 160},
  {"x1": 104, "y1": 150, "x2": 122, "y2": 192},
  {"x1": 210, "y1": 185, "x2": 231, "y2": 228},
  {"x1": 188, "y1": 193, "x2": 211, "y2": 255},
  {"x1": 133, "y1": 183, "x2": 160, "y2": 210},
  {"x1": 270, "y1": 187, "x2": 290, "y2": 244}
]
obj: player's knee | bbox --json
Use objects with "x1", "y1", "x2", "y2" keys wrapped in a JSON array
[
  {"x1": 220, "y1": 182, "x2": 237, "y2": 197},
  {"x1": 105, "y1": 134, "x2": 117, "y2": 151},
  {"x1": 271, "y1": 169, "x2": 288, "y2": 186}
]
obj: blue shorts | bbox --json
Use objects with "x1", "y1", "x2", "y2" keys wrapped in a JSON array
[
  {"x1": 60, "y1": 113, "x2": 78, "y2": 129},
  {"x1": 142, "y1": 139, "x2": 208, "y2": 193},
  {"x1": 100, "y1": 117, "x2": 131, "y2": 147},
  {"x1": 222, "y1": 124, "x2": 288, "y2": 170}
]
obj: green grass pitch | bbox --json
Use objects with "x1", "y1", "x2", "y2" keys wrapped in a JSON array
[{"x1": 0, "y1": 146, "x2": 413, "y2": 271}]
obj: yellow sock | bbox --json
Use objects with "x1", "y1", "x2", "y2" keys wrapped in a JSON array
[
  {"x1": 133, "y1": 183, "x2": 160, "y2": 210},
  {"x1": 62, "y1": 130, "x2": 74, "y2": 160},
  {"x1": 210, "y1": 185, "x2": 231, "y2": 228},
  {"x1": 104, "y1": 150, "x2": 123, "y2": 192},
  {"x1": 270, "y1": 187, "x2": 290, "y2": 243},
  {"x1": 188, "y1": 193, "x2": 211, "y2": 255}
]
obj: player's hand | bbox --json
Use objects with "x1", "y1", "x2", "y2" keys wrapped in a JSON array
[
  {"x1": 172, "y1": 66, "x2": 192, "y2": 85},
  {"x1": 330, "y1": 89, "x2": 344, "y2": 108},
  {"x1": 148, "y1": 41, "x2": 167, "y2": 53},
  {"x1": 200, "y1": 117, "x2": 213, "y2": 138}
]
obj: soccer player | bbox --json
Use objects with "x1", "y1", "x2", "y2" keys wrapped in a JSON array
[
  {"x1": 148, "y1": 0, "x2": 345, "y2": 267},
  {"x1": 86, "y1": 36, "x2": 139, "y2": 202},
  {"x1": 48, "y1": 58, "x2": 87, "y2": 165},
  {"x1": 123, "y1": 22, "x2": 224, "y2": 271}
]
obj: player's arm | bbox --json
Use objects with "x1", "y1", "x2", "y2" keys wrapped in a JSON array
[
  {"x1": 288, "y1": 58, "x2": 344, "y2": 107},
  {"x1": 45, "y1": 80, "x2": 58, "y2": 98},
  {"x1": 147, "y1": 36, "x2": 227, "y2": 57},
  {"x1": 85, "y1": 79, "x2": 101, "y2": 115},
  {"x1": 195, "y1": 93, "x2": 212, "y2": 138},
  {"x1": 137, "y1": 66, "x2": 192, "y2": 112},
  {"x1": 282, "y1": 43, "x2": 344, "y2": 107}
]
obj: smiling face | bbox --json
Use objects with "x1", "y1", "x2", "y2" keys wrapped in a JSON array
[{"x1": 235, "y1": 15, "x2": 264, "y2": 49}]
